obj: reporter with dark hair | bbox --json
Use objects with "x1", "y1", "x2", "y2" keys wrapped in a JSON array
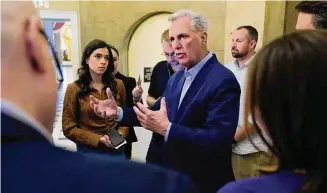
[{"x1": 62, "y1": 39, "x2": 128, "y2": 156}]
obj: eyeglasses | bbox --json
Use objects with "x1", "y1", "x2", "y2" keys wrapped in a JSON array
[
  {"x1": 163, "y1": 52, "x2": 176, "y2": 58},
  {"x1": 39, "y1": 29, "x2": 64, "y2": 90}
]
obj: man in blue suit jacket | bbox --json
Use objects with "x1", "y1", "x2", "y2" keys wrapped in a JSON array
[
  {"x1": 1, "y1": 2, "x2": 196, "y2": 193},
  {"x1": 90, "y1": 10, "x2": 240, "y2": 193}
]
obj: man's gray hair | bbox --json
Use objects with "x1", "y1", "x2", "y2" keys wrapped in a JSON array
[{"x1": 168, "y1": 9, "x2": 209, "y2": 32}]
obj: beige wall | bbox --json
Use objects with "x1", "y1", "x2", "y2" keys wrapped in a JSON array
[
  {"x1": 79, "y1": 1, "x2": 226, "y2": 74},
  {"x1": 263, "y1": 1, "x2": 286, "y2": 45},
  {"x1": 39, "y1": 1, "x2": 297, "y2": 75},
  {"x1": 284, "y1": 1, "x2": 300, "y2": 34}
]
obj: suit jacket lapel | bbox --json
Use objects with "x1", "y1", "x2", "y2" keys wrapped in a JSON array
[
  {"x1": 176, "y1": 56, "x2": 217, "y2": 120},
  {"x1": 168, "y1": 73, "x2": 185, "y2": 122}
]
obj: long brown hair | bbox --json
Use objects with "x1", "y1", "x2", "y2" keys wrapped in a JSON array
[
  {"x1": 244, "y1": 30, "x2": 327, "y2": 193},
  {"x1": 76, "y1": 39, "x2": 117, "y2": 97}
]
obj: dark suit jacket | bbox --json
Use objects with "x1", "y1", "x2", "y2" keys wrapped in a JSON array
[
  {"x1": 121, "y1": 55, "x2": 241, "y2": 193},
  {"x1": 115, "y1": 72, "x2": 138, "y2": 143},
  {"x1": 1, "y1": 113, "x2": 197, "y2": 193}
]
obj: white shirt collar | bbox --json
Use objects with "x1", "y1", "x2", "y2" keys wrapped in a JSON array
[
  {"x1": 1, "y1": 99, "x2": 53, "y2": 143},
  {"x1": 184, "y1": 51, "x2": 213, "y2": 80},
  {"x1": 233, "y1": 54, "x2": 255, "y2": 69}
]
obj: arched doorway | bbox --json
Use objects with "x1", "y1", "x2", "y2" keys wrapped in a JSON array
[{"x1": 128, "y1": 13, "x2": 170, "y2": 162}]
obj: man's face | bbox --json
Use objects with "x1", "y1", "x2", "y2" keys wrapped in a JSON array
[
  {"x1": 169, "y1": 16, "x2": 204, "y2": 68},
  {"x1": 161, "y1": 41, "x2": 175, "y2": 64},
  {"x1": 231, "y1": 29, "x2": 252, "y2": 58},
  {"x1": 296, "y1": 12, "x2": 315, "y2": 30}
]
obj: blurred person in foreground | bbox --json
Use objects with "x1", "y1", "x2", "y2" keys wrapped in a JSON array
[
  {"x1": 295, "y1": 1, "x2": 327, "y2": 30},
  {"x1": 1, "y1": 2, "x2": 196, "y2": 193}
]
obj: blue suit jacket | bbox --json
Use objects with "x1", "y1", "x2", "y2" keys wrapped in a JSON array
[
  {"x1": 1, "y1": 113, "x2": 196, "y2": 193},
  {"x1": 122, "y1": 55, "x2": 241, "y2": 193}
]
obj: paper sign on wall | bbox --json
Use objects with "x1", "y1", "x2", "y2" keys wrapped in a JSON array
[{"x1": 144, "y1": 67, "x2": 153, "y2": 82}]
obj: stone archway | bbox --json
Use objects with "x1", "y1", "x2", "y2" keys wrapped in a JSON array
[
  {"x1": 123, "y1": 12, "x2": 171, "y2": 162},
  {"x1": 119, "y1": 11, "x2": 171, "y2": 75}
]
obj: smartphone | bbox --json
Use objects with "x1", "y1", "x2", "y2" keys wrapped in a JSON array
[{"x1": 108, "y1": 128, "x2": 126, "y2": 149}]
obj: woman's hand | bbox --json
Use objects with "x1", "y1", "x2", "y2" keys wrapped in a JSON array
[{"x1": 99, "y1": 135, "x2": 112, "y2": 147}]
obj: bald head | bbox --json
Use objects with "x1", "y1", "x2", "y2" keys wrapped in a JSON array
[
  {"x1": 1, "y1": 1, "x2": 58, "y2": 133},
  {"x1": 1, "y1": 1, "x2": 37, "y2": 58},
  {"x1": 1, "y1": 1, "x2": 37, "y2": 21}
]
